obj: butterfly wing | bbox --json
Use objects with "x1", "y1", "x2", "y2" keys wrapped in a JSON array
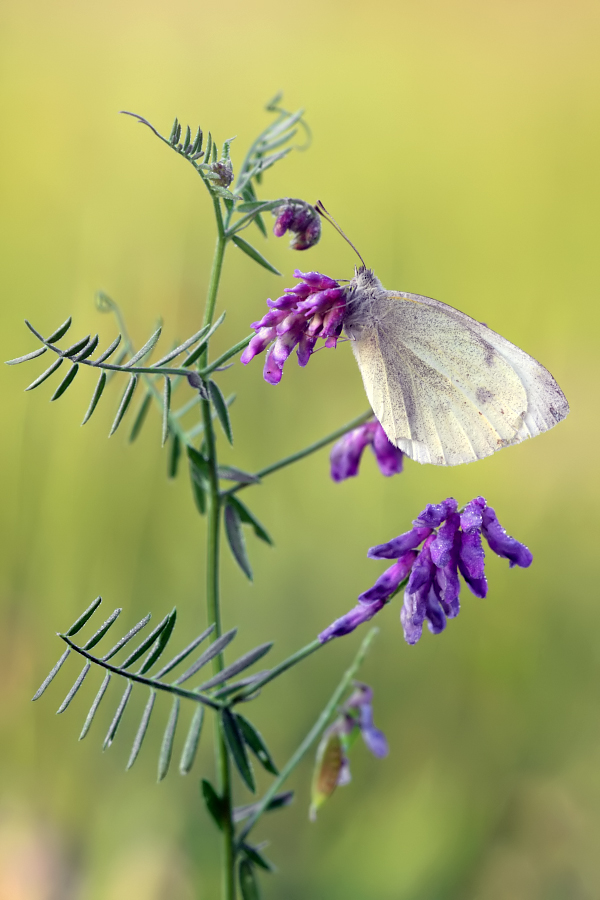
[{"x1": 348, "y1": 290, "x2": 569, "y2": 466}]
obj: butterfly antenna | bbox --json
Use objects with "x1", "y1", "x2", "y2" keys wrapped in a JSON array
[{"x1": 315, "y1": 200, "x2": 366, "y2": 268}]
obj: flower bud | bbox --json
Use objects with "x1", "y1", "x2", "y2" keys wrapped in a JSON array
[{"x1": 272, "y1": 200, "x2": 321, "y2": 250}]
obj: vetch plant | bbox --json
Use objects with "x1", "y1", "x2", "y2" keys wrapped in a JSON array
[{"x1": 7, "y1": 94, "x2": 568, "y2": 899}]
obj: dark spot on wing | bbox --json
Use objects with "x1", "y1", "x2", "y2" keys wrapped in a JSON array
[{"x1": 476, "y1": 387, "x2": 494, "y2": 404}]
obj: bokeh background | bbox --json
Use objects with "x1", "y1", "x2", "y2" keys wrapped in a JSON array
[{"x1": 1, "y1": 0, "x2": 599, "y2": 897}]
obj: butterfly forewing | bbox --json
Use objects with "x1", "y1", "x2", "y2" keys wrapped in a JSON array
[{"x1": 345, "y1": 273, "x2": 568, "y2": 466}]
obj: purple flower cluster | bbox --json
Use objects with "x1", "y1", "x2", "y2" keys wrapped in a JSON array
[
  {"x1": 330, "y1": 420, "x2": 404, "y2": 481},
  {"x1": 272, "y1": 200, "x2": 321, "y2": 250},
  {"x1": 309, "y1": 682, "x2": 387, "y2": 820},
  {"x1": 240, "y1": 270, "x2": 346, "y2": 385},
  {"x1": 319, "y1": 497, "x2": 533, "y2": 646}
]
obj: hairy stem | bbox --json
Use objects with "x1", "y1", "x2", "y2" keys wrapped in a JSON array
[{"x1": 236, "y1": 627, "x2": 378, "y2": 844}]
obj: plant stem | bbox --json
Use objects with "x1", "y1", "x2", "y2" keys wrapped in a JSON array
[
  {"x1": 222, "y1": 409, "x2": 374, "y2": 497},
  {"x1": 236, "y1": 627, "x2": 378, "y2": 844},
  {"x1": 199, "y1": 334, "x2": 253, "y2": 378},
  {"x1": 200, "y1": 208, "x2": 236, "y2": 900},
  {"x1": 232, "y1": 639, "x2": 321, "y2": 702}
]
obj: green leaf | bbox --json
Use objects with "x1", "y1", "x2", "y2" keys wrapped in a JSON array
[
  {"x1": 201, "y1": 778, "x2": 225, "y2": 831},
  {"x1": 233, "y1": 791, "x2": 294, "y2": 824},
  {"x1": 197, "y1": 644, "x2": 273, "y2": 691},
  {"x1": 66, "y1": 596, "x2": 103, "y2": 636},
  {"x1": 174, "y1": 629, "x2": 237, "y2": 685},
  {"x1": 191, "y1": 126, "x2": 203, "y2": 155},
  {"x1": 191, "y1": 477, "x2": 206, "y2": 515},
  {"x1": 79, "y1": 671, "x2": 111, "y2": 740},
  {"x1": 74, "y1": 334, "x2": 100, "y2": 362},
  {"x1": 50, "y1": 363, "x2": 79, "y2": 401},
  {"x1": 125, "y1": 327, "x2": 162, "y2": 367},
  {"x1": 204, "y1": 133, "x2": 212, "y2": 166},
  {"x1": 157, "y1": 696, "x2": 180, "y2": 781},
  {"x1": 120, "y1": 610, "x2": 174, "y2": 669},
  {"x1": 128, "y1": 391, "x2": 152, "y2": 442},
  {"x1": 103, "y1": 682, "x2": 133, "y2": 749},
  {"x1": 6, "y1": 346, "x2": 48, "y2": 365},
  {"x1": 94, "y1": 334, "x2": 122, "y2": 364},
  {"x1": 227, "y1": 496, "x2": 273, "y2": 545},
  {"x1": 102, "y1": 613, "x2": 152, "y2": 662},
  {"x1": 236, "y1": 200, "x2": 267, "y2": 213},
  {"x1": 82, "y1": 608, "x2": 122, "y2": 650},
  {"x1": 126, "y1": 690, "x2": 155, "y2": 769},
  {"x1": 109, "y1": 375, "x2": 138, "y2": 436},
  {"x1": 236, "y1": 714, "x2": 278, "y2": 775},
  {"x1": 224, "y1": 502, "x2": 252, "y2": 580},
  {"x1": 259, "y1": 130, "x2": 298, "y2": 154},
  {"x1": 56, "y1": 662, "x2": 91, "y2": 714},
  {"x1": 208, "y1": 380, "x2": 233, "y2": 444},
  {"x1": 187, "y1": 445, "x2": 210, "y2": 483},
  {"x1": 221, "y1": 709, "x2": 255, "y2": 793},
  {"x1": 162, "y1": 377, "x2": 171, "y2": 446},
  {"x1": 239, "y1": 859, "x2": 261, "y2": 900},
  {"x1": 46, "y1": 316, "x2": 73, "y2": 343},
  {"x1": 63, "y1": 335, "x2": 91, "y2": 357},
  {"x1": 169, "y1": 118, "x2": 179, "y2": 144},
  {"x1": 231, "y1": 236, "x2": 281, "y2": 276},
  {"x1": 25, "y1": 357, "x2": 63, "y2": 391},
  {"x1": 179, "y1": 705, "x2": 204, "y2": 775},
  {"x1": 32, "y1": 647, "x2": 71, "y2": 701},
  {"x1": 253, "y1": 212, "x2": 267, "y2": 238},
  {"x1": 218, "y1": 466, "x2": 259, "y2": 484},
  {"x1": 154, "y1": 625, "x2": 215, "y2": 679},
  {"x1": 168, "y1": 434, "x2": 181, "y2": 479},
  {"x1": 241, "y1": 843, "x2": 274, "y2": 872},
  {"x1": 182, "y1": 125, "x2": 191, "y2": 151},
  {"x1": 81, "y1": 371, "x2": 107, "y2": 425},
  {"x1": 138, "y1": 609, "x2": 177, "y2": 674}
]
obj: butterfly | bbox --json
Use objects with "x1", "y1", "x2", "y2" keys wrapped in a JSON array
[{"x1": 342, "y1": 267, "x2": 569, "y2": 466}]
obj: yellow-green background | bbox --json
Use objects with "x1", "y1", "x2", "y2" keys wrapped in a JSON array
[{"x1": 1, "y1": 0, "x2": 599, "y2": 897}]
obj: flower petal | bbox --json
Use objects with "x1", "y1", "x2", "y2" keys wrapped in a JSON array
[
  {"x1": 318, "y1": 599, "x2": 386, "y2": 644},
  {"x1": 482, "y1": 506, "x2": 533, "y2": 568},
  {"x1": 371, "y1": 424, "x2": 404, "y2": 477},
  {"x1": 367, "y1": 525, "x2": 432, "y2": 560},
  {"x1": 358, "y1": 552, "x2": 417, "y2": 603}
]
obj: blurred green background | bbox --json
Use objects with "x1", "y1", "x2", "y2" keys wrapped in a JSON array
[{"x1": 1, "y1": 0, "x2": 599, "y2": 897}]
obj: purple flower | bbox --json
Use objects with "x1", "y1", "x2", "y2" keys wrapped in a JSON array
[
  {"x1": 241, "y1": 269, "x2": 346, "y2": 381},
  {"x1": 318, "y1": 598, "x2": 386, "y2": 644},
  {"x1": 309, "y1": 681, "x2": 387, "y2": 820},
  {"x1": 345, "y1": 683, "x2": 389, "y2": 758},
  {"x1": 481, "y1": 506, "x2": 533, "y2": 568},
  {"x1": 272, "y1": 200, "x2": 321, "y2": 250},
  {"x1": 330, "y1": 420, "x2": 404, "y2": 482},
  {"x1": 319, "y1": 497, "x2": 534, "y2": 646}
]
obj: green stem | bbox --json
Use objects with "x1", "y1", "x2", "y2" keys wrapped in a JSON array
[
  {"x1": 232, "y1": 639, "x2": 321, "y2": 702},
  {"x1": 199, "y1": 334, "x2": 253, "y2": 378},
  {"x1": 203, "y1": 202, "x2": 226, "y2": 333},
  {"x1": 222, "y1": 409, "x2": 374, "y2": 497},
  {"x1": 236, "y1": 627, "x2": 378, "y2": 845},
  {"x1": 200, "y1": 206, "x2": 235, "y2": 899}
]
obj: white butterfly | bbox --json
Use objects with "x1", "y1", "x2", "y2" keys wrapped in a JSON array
[{"x1": 343, "y1": 268, "x2": 569, "y2": 466}]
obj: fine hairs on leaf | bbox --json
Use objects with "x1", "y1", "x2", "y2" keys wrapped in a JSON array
[
  {"x1": 179, "y1": 705, "x2": 205, "y2": 775},
  {"x1": 158, "y1": 696, "x2": 180, "y2": 781}
]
